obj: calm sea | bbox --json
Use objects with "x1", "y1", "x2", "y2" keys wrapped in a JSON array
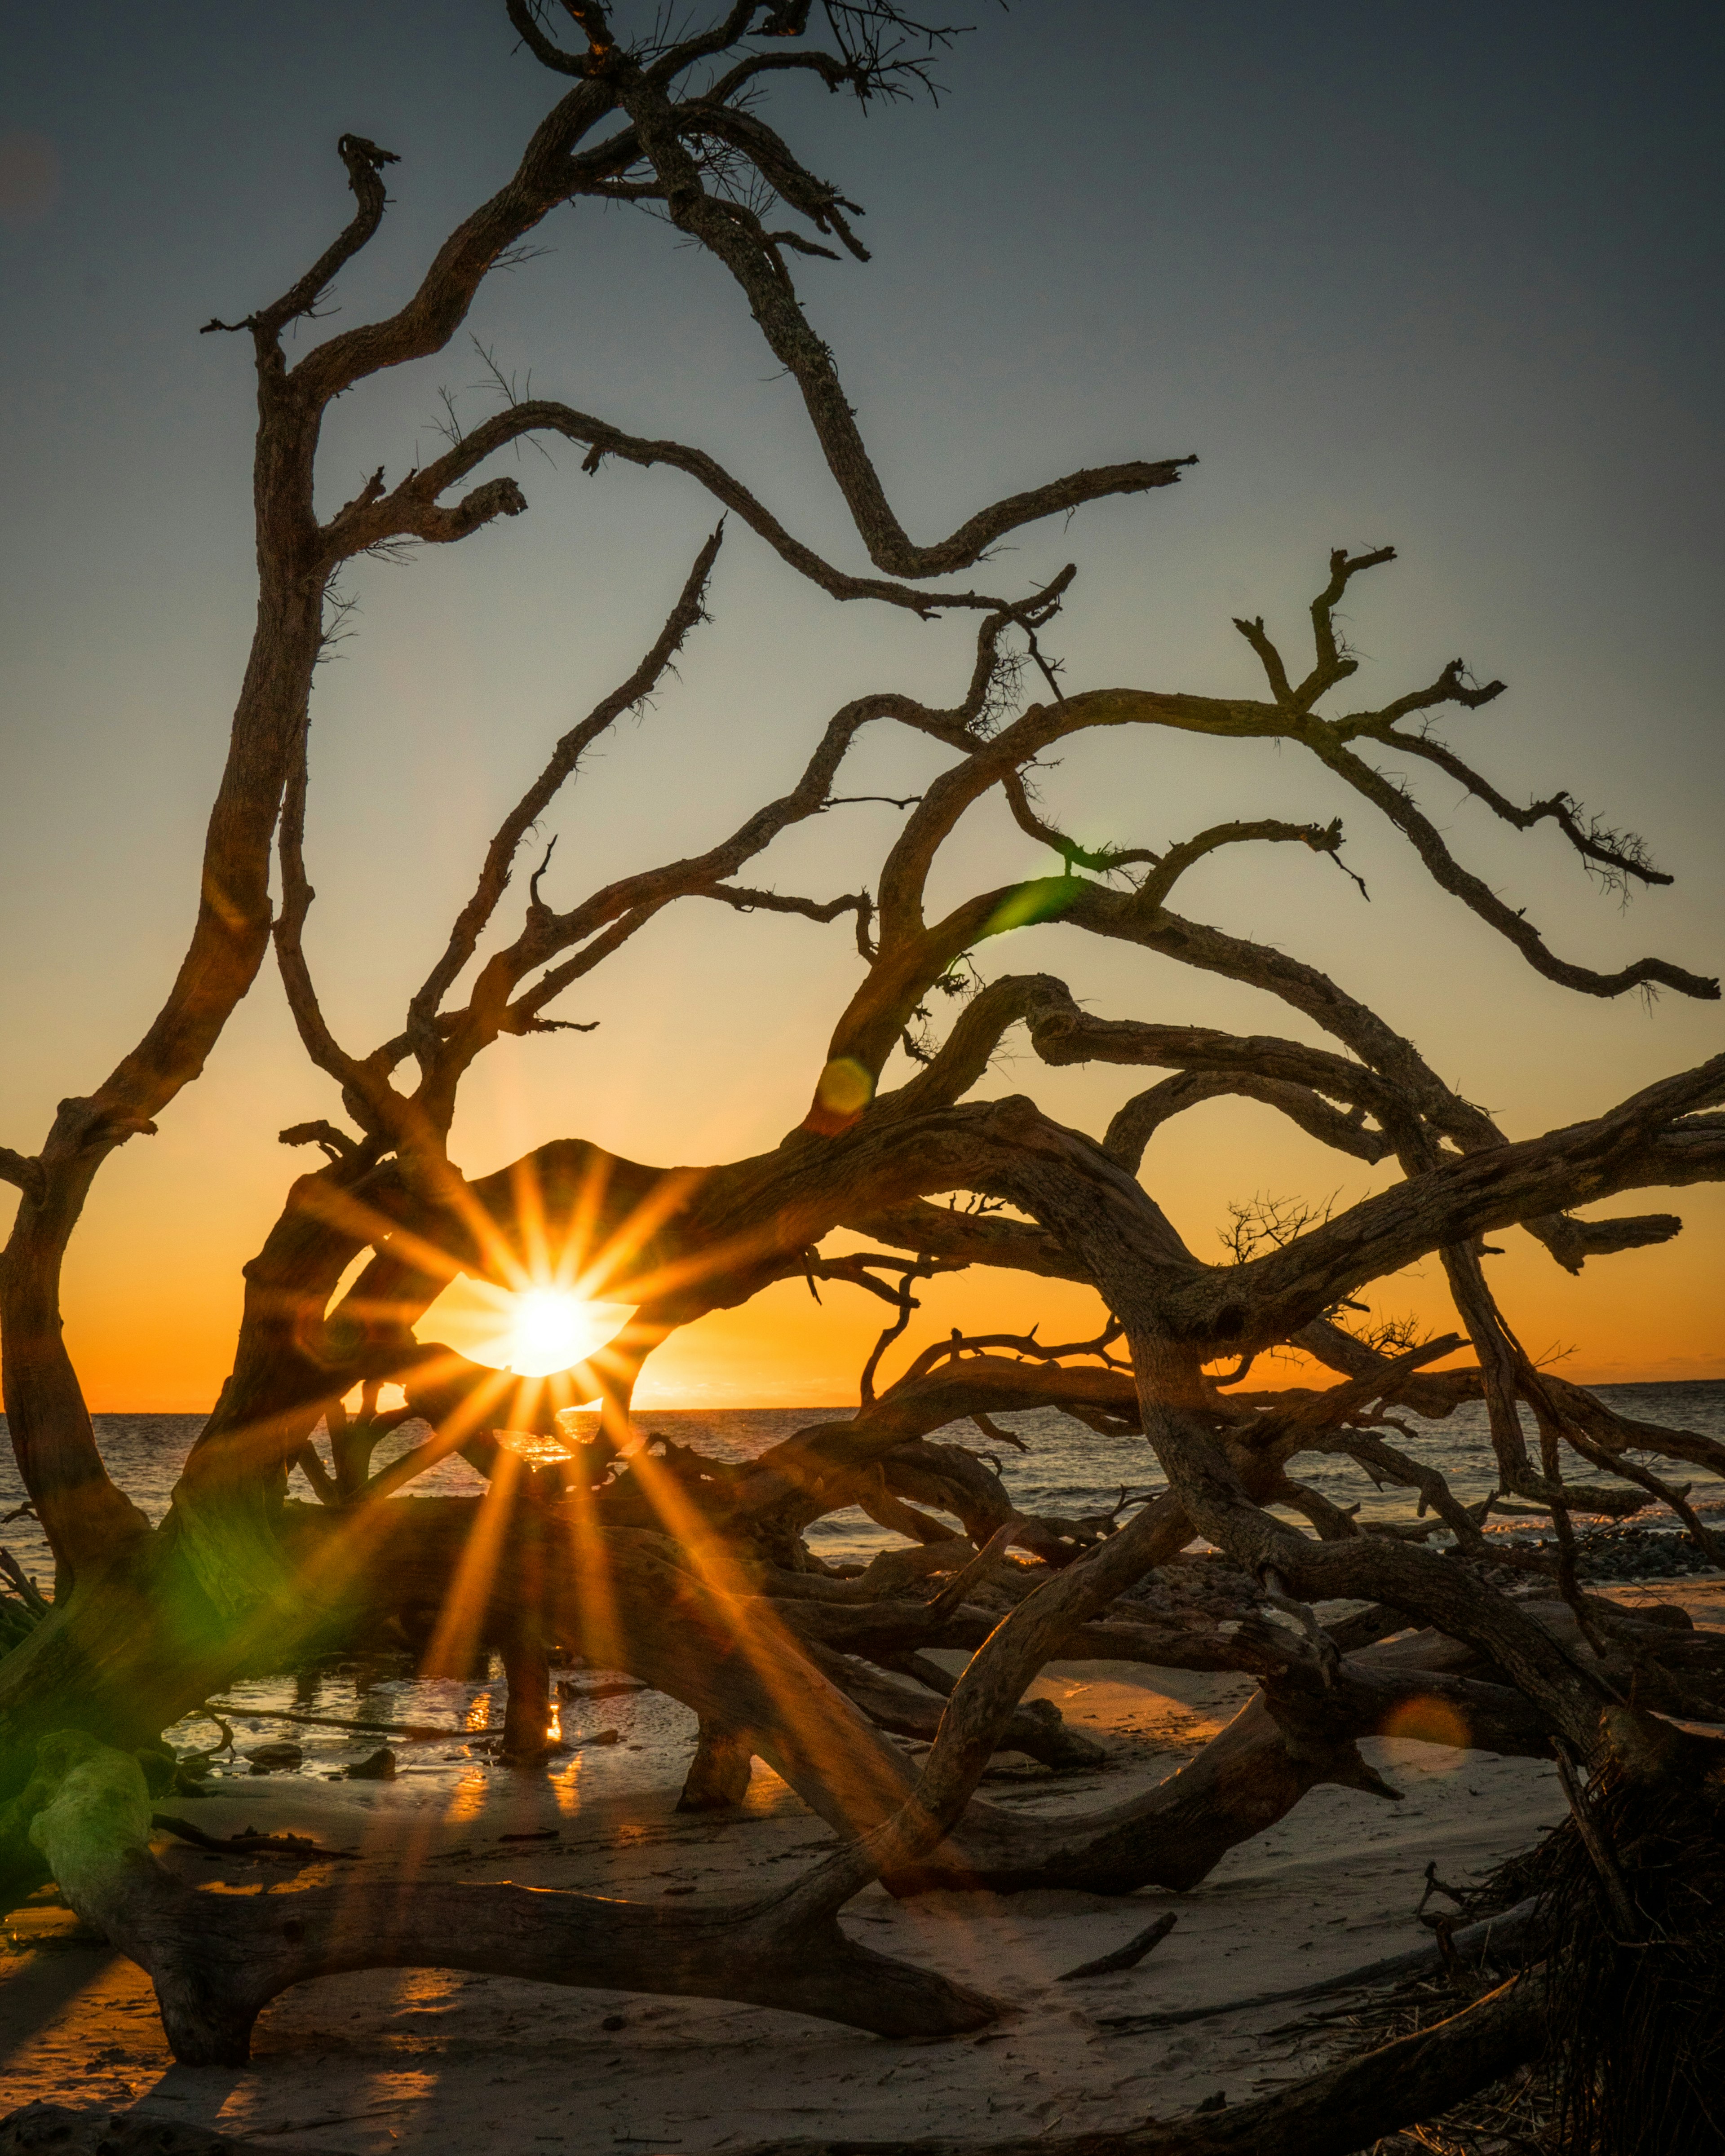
[
  {"x1": 4, "y1": 1388, "x2": 1721, "y2": 1780},
  {"x1": 6, "y1": 1386, "x2": 1725, "y2": 1590}
]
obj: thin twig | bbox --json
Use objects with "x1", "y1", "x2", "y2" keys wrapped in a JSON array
[{"x1": 1057, "y1": 1911, "x2": 1177, "y2": 1981}]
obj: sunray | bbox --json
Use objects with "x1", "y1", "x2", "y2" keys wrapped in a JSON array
[{"x1": 420, "y1": 1445, "x2": 528, "y2": 1684}]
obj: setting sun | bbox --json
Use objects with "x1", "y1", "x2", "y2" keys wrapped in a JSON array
[
  {"x1": 496, "y1": 1289, "x2": 633, "y2": 1377},
  {"x1": 409, "y1": 1275, "x2": 637, "y2": 1378}
]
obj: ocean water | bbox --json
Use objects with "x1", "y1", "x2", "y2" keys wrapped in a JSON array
[
  {"x1": 3, "y1": 1387, "x2": 1722, "y2": 1781},
  {"x1": 4, "y1": 1385, "x2": 1725, "y2": 1592}
]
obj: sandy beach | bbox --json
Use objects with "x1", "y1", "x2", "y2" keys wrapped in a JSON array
[{"x1": 4, "y1": 1576, "x2": 1720, "y2": 2153}]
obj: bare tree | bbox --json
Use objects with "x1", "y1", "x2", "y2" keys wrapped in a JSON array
[{"x1": 4, "y1": 7, "x2": 1725, "y2": 2149}]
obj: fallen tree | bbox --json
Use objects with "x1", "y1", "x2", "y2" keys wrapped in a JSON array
[{"x1": 3, "y1": 6, "x2": 1725, "y2": 2150}]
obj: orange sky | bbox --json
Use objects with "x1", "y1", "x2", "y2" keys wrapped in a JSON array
[
  {"x1": 35, "y1": 950, "x2": 1725, "y2": 1412},
  {"x1": 40, "y1": 1167, "x2": 1725, "y2": 1414}
]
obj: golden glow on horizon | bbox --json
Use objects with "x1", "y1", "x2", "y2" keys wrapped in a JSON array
[{"x1": 34, "y1": 1078, "x2": 1725, "y2": 1414}]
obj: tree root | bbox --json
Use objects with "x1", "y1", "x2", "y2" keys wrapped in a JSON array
[
  {"x1": 677, "y1": 1718, "x2": 755, "y2": 1810},
  {"x1": 18, "y1": 1732, "x2": 999, "y2": 2064}
]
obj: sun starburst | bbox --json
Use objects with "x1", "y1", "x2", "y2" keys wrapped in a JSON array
[{"x1": 489, "y1": 1286, "x2": 632, "y2": 1377}]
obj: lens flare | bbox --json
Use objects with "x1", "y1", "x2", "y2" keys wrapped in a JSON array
[
  {"x1": 1380, "y1": 1693, "x2": 1472, "y2": 1752},
  {"x1": 805, "y1": 1055, "x2": 876, "y2": 1135}
]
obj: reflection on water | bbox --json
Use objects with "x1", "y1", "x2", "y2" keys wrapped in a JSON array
[
  {"x1": 442, "y1": 1770, "x2": 492, "y2": 1825},
  {"x1": 495, "y1": 1429, "x2": 575, "y2": 1469},
  {"x1": 551, "y1": 1752, "x2": 585, "y2": 1816}
]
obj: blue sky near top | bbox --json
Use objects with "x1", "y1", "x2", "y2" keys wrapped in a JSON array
[{"x1": 1, "y1": 3, "x2": 1721, "y2": 1401}]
